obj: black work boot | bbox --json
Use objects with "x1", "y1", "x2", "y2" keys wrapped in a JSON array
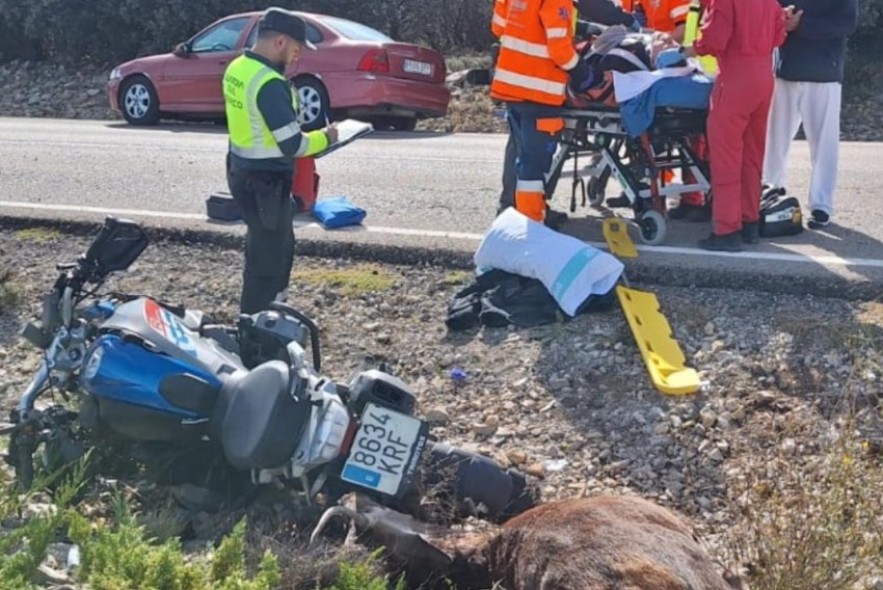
[
  {"x1": 698, "y1": 231, "x2": 742, "y2": 252},
  {"x1": 606, "y1": 193, "x2": 631, "y2": 208},
  {"x1": 669, "y1": 201, "x2": 707, "y2": 221},
  {"x1": 685, "y1": 203, "x2": 712, "y2": 222},
  {"x1": 741, "y1": 222, "x2": 759, "y2": 244},
  {"x1": 545, "y1": 208, "x2": 569, "y2": 230}
]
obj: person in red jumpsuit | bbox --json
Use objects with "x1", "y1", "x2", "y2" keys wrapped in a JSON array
[{"x1": 684, "y1": 0, "x2": 793, "y2": 251}]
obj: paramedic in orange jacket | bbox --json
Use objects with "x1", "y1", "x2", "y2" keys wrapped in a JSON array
[
  {"x1": 645, "y1": 0, "x2": 691, "y2": 42},
  {"x1": 491, "y1": 0, "x2": 593, "y2": 225},
  {"x1": 684, "y1": 0, "x2": 789, "y2": 251}
]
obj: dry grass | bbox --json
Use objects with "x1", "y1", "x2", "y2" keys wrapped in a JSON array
[
  {"x1": 727, "y1": 308, "x2": 883, "y2": 590},
  {"x1": 14, "y1": 227, "x2": 63, "y2": 243},
  {"x1": 0, "y1": 266, "x2": 20, "y2": 313},
  {"x1": 419, "y1": 87, "x2": 506, "y2": 134},
  {"x1": 438, "y1": 270, "x2": 473, "y2": 287},
  {"x1": 291, "y1": 264, "x2": 397, "y2": 296},
  {"x1": 725, "y1": 421, "x2": 883, "y2": 590}
]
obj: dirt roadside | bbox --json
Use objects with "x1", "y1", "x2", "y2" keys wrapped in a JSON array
[{"x1": 1, "y1": 221, "x2": 882, "y2": 587}]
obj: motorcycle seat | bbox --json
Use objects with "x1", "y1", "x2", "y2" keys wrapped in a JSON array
[
  {"x1": 159, "y1": 373, "x2": 220, "y2": 415},
  {"x1": 213, "y1": 360, "x2": 311, "y2": 471}
]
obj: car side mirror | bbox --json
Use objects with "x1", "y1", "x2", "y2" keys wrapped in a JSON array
[{"x1": 173, "y1": 42, "x2": 190, "y2": 57}]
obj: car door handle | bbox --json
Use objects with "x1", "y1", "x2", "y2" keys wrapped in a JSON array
[{"x1": 219, "y1": 60, "x2": 229, "y2": 66}]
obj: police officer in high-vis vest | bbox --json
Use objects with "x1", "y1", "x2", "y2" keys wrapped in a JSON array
[{"x1": 223, "y1": 8, "x2": 338, "y2": 315}]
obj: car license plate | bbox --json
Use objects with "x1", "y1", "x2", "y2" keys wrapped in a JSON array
[
  {"x1": 403, "y1": 59, "x2": 433, "y2": 76},
  {"x1": 340, "y1": 403, "x2": 427, "y2": 496}
]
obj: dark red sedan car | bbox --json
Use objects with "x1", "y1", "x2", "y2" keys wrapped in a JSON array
[{"x1": 107, "y1": 11, "x2": 450, "y2": 131}]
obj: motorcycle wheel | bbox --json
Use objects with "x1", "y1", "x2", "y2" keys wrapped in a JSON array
[
  {"x1": 149, "y1": 443, "x2": 261, "y2": 513},
  {"x1": 8, "y1": 420, "x2": 85, "y2": 492}
]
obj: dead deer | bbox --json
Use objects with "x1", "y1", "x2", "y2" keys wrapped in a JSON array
[{"x1": 310, "y1": 493, "x2": 748, "y2": 590}]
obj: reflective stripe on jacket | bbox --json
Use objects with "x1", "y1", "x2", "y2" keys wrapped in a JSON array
[
  {"x1": 223, "y1": 54, "x2": 327, "y2": 163},
  {"x1": 224, "y1": 55, "x2": 291, "y2": 160},
  {"x1": 490, "y1": 0, "x2": 579, "y2": 106},
  {"x1": 492, "y1": 0, "x2": 508, "y2": 38}
]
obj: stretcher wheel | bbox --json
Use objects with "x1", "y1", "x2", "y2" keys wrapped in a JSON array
[{"x1": 638, "y1": 210, "x2": 667, "y2": 246}]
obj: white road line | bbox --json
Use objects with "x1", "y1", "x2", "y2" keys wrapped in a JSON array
[{"x1": 2, "y1": 199, "x2": 883, "y2": 270}]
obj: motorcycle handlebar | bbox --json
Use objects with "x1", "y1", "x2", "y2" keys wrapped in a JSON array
[{"x1": 268, "y1": 301, "x2": 322, "y2": 372}]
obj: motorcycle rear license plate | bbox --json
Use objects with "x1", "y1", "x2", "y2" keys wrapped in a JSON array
[{"x1": 340, "y1": 403, "x2": 427, "y2": 496}]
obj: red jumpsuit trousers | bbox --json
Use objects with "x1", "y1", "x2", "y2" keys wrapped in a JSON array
[
  {"x1": 694, "y1": 0, "x2": 786, "y2": 236},
  {"x1": 707, "y1": 58, "x2": 775, "y2": 235}
]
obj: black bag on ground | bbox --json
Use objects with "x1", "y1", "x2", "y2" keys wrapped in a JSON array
[
  {"x1": 759, "y1": 186, "x2": 803, "y2": 238},
  {"x1": 206, "y1": 192, "x2": 241, "y2": 222}
]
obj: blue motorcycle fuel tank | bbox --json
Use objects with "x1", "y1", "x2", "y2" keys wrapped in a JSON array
[
  {"x1": 79, "y1": 297, "x2": 246, "y2": 440},
  {"x1": 81, "y1": 334, "x2": 219, "y2": 420}
]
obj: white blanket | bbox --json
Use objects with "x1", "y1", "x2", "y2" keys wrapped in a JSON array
[
  {"x1": 474, "y1": 209, "x2": 624, "y2": 317},
  {"x1": 613, "y1": 64, "x2": 697, "y2": 103}
]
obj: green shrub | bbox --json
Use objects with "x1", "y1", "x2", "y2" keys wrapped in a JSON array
[
  {"x1": 68, "y1": 494, "x2": 280, "y2": 590},
  {"x1": 0, "y1": 0, "x2": 879, "y2": 65},
  {"x1": 0, "y1": 0, "x2": 494, "y2": 64},
  {"x1": 325, "y1": 551, "x2": 406, "y2": 590}
]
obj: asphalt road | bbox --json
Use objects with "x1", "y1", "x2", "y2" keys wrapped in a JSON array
[{"x1": 1, "y1": 117, "x2": 882, "y2": 297}]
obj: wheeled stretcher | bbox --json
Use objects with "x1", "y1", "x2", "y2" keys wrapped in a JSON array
[{"x1": 542, "y1": 103, "x2": 711, "y2": 246}]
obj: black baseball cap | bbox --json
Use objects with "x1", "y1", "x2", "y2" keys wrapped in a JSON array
[{"x1": 259, "y1": 7, "x2": 317, "y2": 50}]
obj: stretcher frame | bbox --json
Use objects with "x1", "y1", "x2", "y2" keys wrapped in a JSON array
[{"x1": 543, "y1": 105, "x2": 712, "y2": 246}]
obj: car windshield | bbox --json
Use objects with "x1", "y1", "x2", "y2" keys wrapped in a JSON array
[{"x1": 318, "y1": 16, "x2": 393, "y2": 42}]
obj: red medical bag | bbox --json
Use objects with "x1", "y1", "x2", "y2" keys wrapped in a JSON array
[{"x1": 292, "y1": 157, "x2": 320, "y2": 213}]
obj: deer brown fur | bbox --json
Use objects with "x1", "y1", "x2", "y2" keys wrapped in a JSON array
[{"x1": 313, "y1": 493, "x2": 746, "y2": 590}]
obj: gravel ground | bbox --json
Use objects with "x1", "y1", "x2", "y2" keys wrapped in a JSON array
[{"x1": 2, "y1": 223, "x2": 883, "y2": 588}]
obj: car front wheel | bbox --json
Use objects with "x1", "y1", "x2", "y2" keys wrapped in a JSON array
[{"x1": 119, "y1": 75, "x2": 160, "y2": 126}]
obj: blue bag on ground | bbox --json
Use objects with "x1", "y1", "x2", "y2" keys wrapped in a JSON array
[{"x1": 312, "y1": 196, "x2": 366, "y2": 228}]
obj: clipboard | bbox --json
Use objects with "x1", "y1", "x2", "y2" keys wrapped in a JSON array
[{"x1": 314, "y1": 119, "x2": 374, "y2": 159}]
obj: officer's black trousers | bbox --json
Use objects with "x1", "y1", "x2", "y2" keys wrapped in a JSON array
[{"x1": 226, "y1": 162, "x2": 295, "y2": 315}]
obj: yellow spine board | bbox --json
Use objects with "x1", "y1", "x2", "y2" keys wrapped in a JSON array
[
  {"x1": 602, "y1": 217, "x2": 639, "y2": 258},
  {"x1": 616, "y1": 285, "x2": 700, "y2": 395}
]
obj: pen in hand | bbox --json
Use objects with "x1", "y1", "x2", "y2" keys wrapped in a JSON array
[{"x1": 324, "y1": 112, "x2": 339, "y2": 144}]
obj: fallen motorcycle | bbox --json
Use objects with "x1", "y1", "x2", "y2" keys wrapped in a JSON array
[{"x1": 3, "y1": 217, "x2": 535, "y2": 521}]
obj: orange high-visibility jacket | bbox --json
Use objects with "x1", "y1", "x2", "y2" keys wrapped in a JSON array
[
  {"x1": 645, "y1": 0, "x2": 690, "y2": 32},
  {"x1": 492, "y1": 0, "x2": 508, "y2": 38},
  {"x1": 490, "y1": 0, "x2": 579, "y2": 106}
]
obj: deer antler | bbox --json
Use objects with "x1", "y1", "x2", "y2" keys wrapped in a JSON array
[{"x1": 309, "y1": 505, "x2": 369, "y2": 548}]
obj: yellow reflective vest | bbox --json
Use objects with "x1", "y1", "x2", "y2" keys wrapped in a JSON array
[
  {"x1": 683, "y1": 0, "x2": 718, "y2": 76},
  {"x1": 223, "y1": 54, "x2": 327, "y2": 162}
]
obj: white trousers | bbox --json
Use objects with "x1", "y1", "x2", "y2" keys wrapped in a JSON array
[{"x1": 762, "y1": 79, "x2": 842, "y2": 216}]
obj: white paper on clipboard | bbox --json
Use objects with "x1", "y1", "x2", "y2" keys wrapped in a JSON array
[{"x1": 314, "y1": 119, "x2": 374, "y2": 159}]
